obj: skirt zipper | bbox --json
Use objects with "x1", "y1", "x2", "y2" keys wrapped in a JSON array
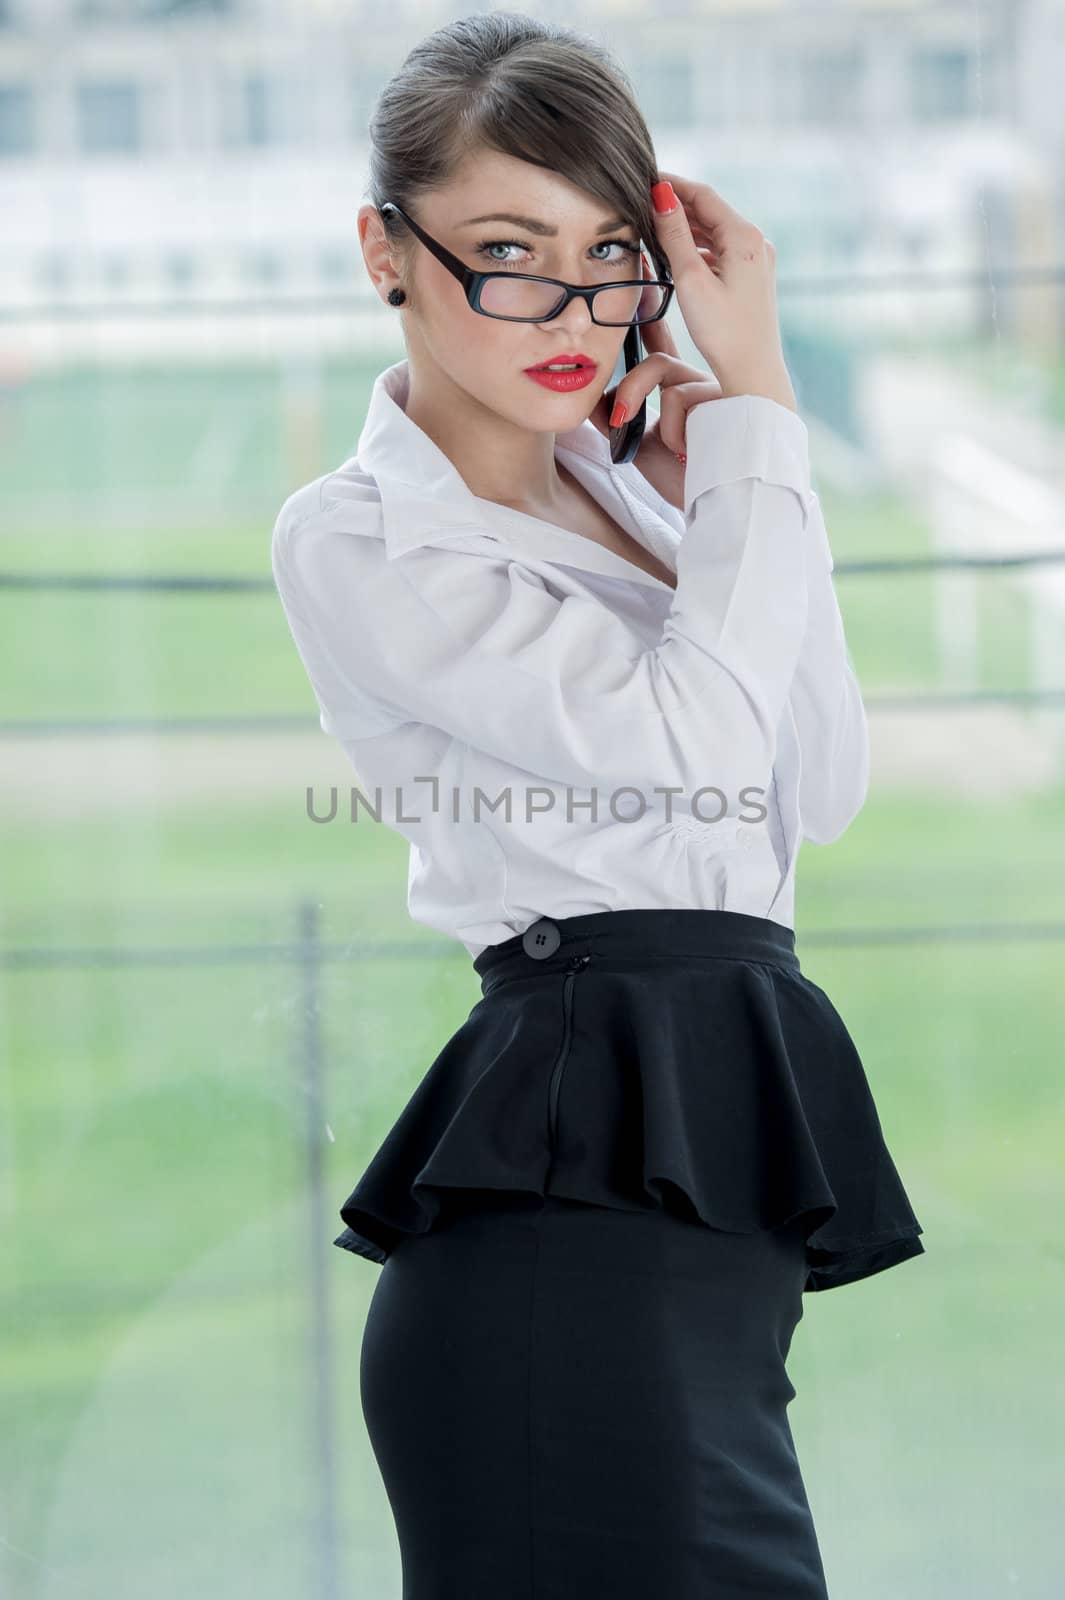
[{"x1": 548, "y1": 953, "x2": 592, "y2": 1150}]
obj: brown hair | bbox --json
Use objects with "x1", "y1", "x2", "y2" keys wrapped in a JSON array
[{"x1": 365, "y1": 10, "x2": 668, "y2": 287}]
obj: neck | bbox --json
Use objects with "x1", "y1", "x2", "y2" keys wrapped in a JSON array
[{"x1": 402, "y1": 358, "x2": 573, "y2": 512}]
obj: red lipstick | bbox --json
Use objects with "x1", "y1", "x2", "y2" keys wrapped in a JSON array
[{"x1": 523, "y1": 353, "x2": 598, "y2": 393}]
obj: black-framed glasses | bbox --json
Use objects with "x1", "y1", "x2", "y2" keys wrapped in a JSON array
[{"x1": 379, "y1": 199, "x2": 675, "y2": 327}]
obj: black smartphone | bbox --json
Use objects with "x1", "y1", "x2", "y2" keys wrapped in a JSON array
[{"x1": 608, "y1": 322, "x2": 647, "y2": 466}]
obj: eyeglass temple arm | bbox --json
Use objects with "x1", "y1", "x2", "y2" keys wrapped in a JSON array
[{"x1": 379, "y1": 200, "x2": 477, "y2": 290}]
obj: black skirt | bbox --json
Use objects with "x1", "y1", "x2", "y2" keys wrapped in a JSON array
[
  {"x1": 359, "y1": 1194, "x2": 831, "y2": 1598},
  {"x1": 334, "y1": 907, "x2": 925, "y2": 1294}
]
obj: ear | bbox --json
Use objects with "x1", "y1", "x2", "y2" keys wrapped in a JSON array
[{"x1": 358, "y1": 203, "x2": 401, "y2": 296}]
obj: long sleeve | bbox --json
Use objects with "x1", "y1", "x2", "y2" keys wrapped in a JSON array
[
  {"x1": 271, "y1": 395, "x2": 814, "y2": 809},
  {"x1": 787, "y1": 489, "x2": 870, "y2": 844}
]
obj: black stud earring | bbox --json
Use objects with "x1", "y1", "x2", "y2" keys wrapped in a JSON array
[{"x1": 387, "y1": 287, "x2": 406, "y2": 306}]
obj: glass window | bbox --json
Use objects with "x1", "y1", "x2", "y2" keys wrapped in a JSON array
[
  {"x1": 163, "y1": 251, "x2": 198, "y2": 289},
  {"x1": 223, "y1": 70, "x2": 305, "y2": 148},
  {"x1": 632, "y1": 54, "x2": 694, "y2": 127},
  {"x1": 33, "y1": 251, "x2": 73, "y2": 293},
  {"x1": 0, "y1": 81, "x2": 33, "y2": 155},
  {"x1": 910, "y1": 46, "x2": 972, "y2": 120},
  {"x1": 799, "y1": 47, "x2": 866, "y2": 126},
  {"x1": 77, "y1": 79, "x2": 140, "y2": 153}
]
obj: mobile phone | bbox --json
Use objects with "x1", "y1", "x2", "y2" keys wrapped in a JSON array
[{"x1": 608, "y1": 322, "x2": 647, "y2": 466}]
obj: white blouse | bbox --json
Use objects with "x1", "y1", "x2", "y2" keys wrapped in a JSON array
[{"x1": 271, "y1": 358, "x2": 869, "y2": 960}]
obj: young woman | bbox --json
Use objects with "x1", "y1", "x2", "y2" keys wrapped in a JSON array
[{"x1": 271, "y1": 12, "x2": 925, "y2": 1597}]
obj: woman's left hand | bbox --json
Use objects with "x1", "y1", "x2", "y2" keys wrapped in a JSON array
[{"x1": 588, "y1": 255, "x2": 726, "y2": 510}]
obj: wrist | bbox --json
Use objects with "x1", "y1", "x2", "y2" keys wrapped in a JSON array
[{"x1": 716, "y1": 368, "x2": 798, "y2": 414}]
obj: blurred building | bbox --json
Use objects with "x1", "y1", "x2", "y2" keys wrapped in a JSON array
[{"x1": 1, "y1": 0, "x2": 1063, "y2": 366}]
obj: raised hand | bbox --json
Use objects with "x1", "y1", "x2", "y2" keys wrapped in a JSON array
[{"x1": 648, "y1": 173, "x2": 796, "y2": 409}]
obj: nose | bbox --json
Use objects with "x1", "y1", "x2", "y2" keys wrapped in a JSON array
[{"x1": 538, "y1": 291, "x2": 596, "y2": 336}]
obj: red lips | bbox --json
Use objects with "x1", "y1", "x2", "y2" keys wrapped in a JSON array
[{"x1": 524, "y1": 352, "x2": 596, "y2": 371}]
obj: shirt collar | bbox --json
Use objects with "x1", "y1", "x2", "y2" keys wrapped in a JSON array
[{"x1": 352, "y1": 358, "x2": 678, "y2": 577}]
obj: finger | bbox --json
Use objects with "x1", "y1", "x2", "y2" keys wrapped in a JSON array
[
  {"x1": 607, "y1": 350, "x2": 675, "y2": 426},
  {"x1": 694, "y1": 245, "x2": 721, "y2": 282},
  {"x1": 659, "y1": 380, "x2": 726, "y2": 454},
  {"x1": 650, "y1": 181, "x2": 715, "y2": 289},
  {"x1": 656, "y1": 388, "x2": 687, "y2": 457},
  {"x1": 609, "y1": 352, "x2": 712, "y2": 431},
  {"x1": 655, "y1": 170, "x2": 747, "y2": 228},
  {"x1": 654, "y1": 170, "x2": 761, "y2": 255}
]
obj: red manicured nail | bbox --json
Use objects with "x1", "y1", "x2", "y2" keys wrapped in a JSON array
[
  {"x1": 651, "y1": 181, "x2": 678, "y2": 214},
  {"x1": 609, "y1": 399, "x2": 628, "y2": 429}
]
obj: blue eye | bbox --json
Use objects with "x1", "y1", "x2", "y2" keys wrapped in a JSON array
[{"x1": 473, "y1": 237, "x2": 641, "y2": 270}]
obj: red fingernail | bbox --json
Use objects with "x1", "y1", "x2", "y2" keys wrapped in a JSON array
[
  {"x1": 651, "y1": 181, "x2": 678, "y2": 214},
  {"x1": 609, "y1": 399, "x2": 628, "y2": 429}
]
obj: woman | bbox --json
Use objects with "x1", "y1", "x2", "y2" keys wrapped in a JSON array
[{"x1": 271, "y1": 12, "x2": 925, "y2": 1597}]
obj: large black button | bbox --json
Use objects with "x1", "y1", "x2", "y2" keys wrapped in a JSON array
[{"x1": 522, "y1": 918, "x2": 561, "y2": 959}]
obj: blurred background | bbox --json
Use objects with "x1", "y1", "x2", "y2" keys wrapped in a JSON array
[{"x1": 2, "y1": 0, "x2": 1064, "y2": 1595}]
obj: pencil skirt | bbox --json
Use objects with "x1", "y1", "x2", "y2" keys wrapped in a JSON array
[{"x1": 359, "y1": 1190, "x2": 831, "y2": 1600}]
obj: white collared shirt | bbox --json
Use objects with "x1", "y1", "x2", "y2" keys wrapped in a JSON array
[{"x1": 271, "y1": 358, "x2": 869, "y2": 960}]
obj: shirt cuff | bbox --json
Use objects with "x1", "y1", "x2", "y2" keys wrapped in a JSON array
[{"x1": 682, "y1": 394, "x2": 813, "y2": 521}]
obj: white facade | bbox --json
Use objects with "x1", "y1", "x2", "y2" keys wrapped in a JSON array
[{"x1": 0, "y1": 0, "x2": 1062, "y2": 365}]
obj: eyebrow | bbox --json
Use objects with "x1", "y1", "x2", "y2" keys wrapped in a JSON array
[{"x1": 455, "y1": 211, "x2": 632, "y2": 237}]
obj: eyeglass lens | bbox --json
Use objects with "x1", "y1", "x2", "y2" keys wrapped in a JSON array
[{"x1": 478, "y1": 276, "x2": 666, "y2": 324}]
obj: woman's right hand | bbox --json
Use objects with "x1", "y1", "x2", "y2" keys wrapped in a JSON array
[{"x1": 650, "y1": 172, "x2": 795, "y2": 406}]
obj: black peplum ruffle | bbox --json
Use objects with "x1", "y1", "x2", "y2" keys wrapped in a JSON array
[{"x1": 333, "y1": 909, "x2": 925, "y2": 1294}]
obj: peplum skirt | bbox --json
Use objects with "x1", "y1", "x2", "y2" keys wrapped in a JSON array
[{"x1": 333, "y1": 907, "x2": 925, "y2": 1295}]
